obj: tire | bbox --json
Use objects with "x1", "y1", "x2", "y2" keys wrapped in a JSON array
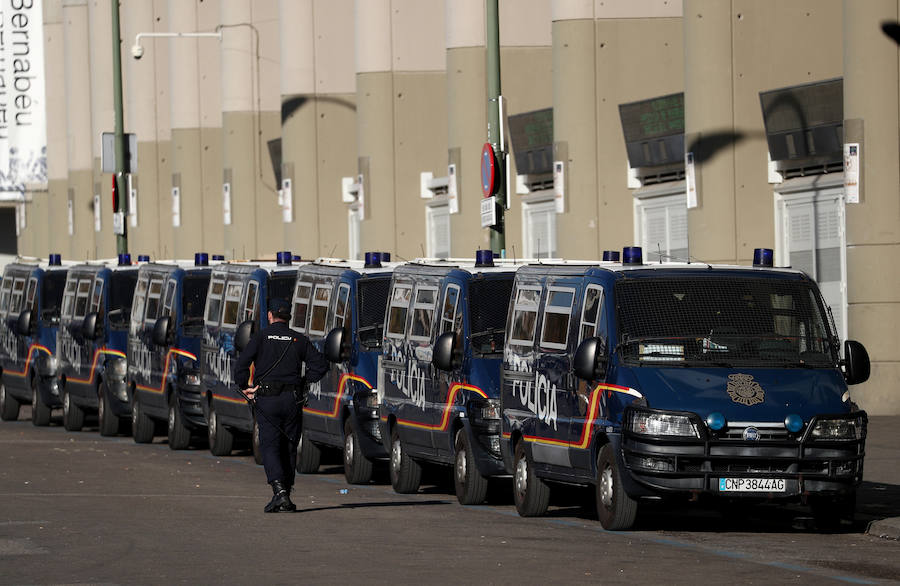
[
  {"x1": 595, "y1": 443, "x2": 638, "y2": 530},
  {"x1": 251, "y1": 417, "x2": 263, "y2": 465},
  {"x1": 811, "y1": 492, "x2": 856, "y2": 532},
  {"x1": 98, "y1": 383, "x2": 121, "y2": 437},
  {"x1": 207, "y1": 404, "x2": 234, "y2": 457},
  {"x1": 513, "y1": 440, "x2": 550, "y2": 517},
  {"x1": 343, "y1": 419, "x2": 373, "y2": 484},
  {"x1": 454, "y1": 429, "x2": 489, "y2": 505},
  {"x1": 297, "y1": 428, "x2": 321, "y2": 474},
  {"x1": 62, "y1": 389, "x2": 84, "y2": 431},
  {"x1": 131, "y1": 397, "x2": 154, "y2": 444},
  {"x1": 0, "y1": 381, "x2": 21, "y2": 421},
  {"x1": 31, "y1": 379, "x2": 51, "y2": 427},
  {"x1": 167, "y1": 394, "x2": 191, "y2": 450},
  {"x1": 389, "y1": 427, "x2": 421, "y2": 494}
]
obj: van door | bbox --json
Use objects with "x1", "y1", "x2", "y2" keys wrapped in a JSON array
[
  {"x1": 409, "y1": 281, "x2": 439, "y2": 450},
  {"x1": 434, "y1": 280, "x2": 462, "y2": 458},
  {"x1": 569, "y1": 283, "x2": 607, "y2": 475},
  {"x1": 322, "y1": 280, "x2": 350, "y2": 438}
]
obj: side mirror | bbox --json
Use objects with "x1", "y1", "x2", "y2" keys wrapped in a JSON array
[
  {"x1": 574, "y1": 337, "x2": 607, "y2": 381},
  {"x1": 234, "y1": 319, "x2": 255, "y2": 353},
  {"x1": 844, "y1": 340, "x2": 870, "y2": 385},
  {"x1": 433, "y1": 331, "x2": 458, "y2": 372},
  {"x1": 152, "y1": 315, "x2": 172, "y2": 347},
  {"x1": 324, "y1": 327, "x2": 347, "y2": 363},
  {"x1": 16, "y1": 309, "x2": 33, "y2": 336},
  {"x1": 82, "y1": 312, "x2": 100, "y2": 340}
]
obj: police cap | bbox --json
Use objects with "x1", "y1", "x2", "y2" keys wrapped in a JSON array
[{"x1": 267, "y1": 298, "x2": 291, "y2": 320}]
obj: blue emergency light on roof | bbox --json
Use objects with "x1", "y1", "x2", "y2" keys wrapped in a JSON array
[
  {"x1": 212, "y1": 254, "x2": 225, "y2": 261},
  {"x1": 364, "y1": 252, "x2": 382, "y2": 268},
  {"x1": 195, "y1": 253, "x2": 209, "y2": 266},
  {"x1": 602, "y1": 250, "x2": 620, "y2": 262},
  {"x1": 623, "y1": 246, "x2": 643, "y2": 266},
  {"x1": 381, "y1": 252, "x2": 391, "y2": 262},
  {"x1": 784, "y1": 414, "x2": 804, "y2": 433},
  {"x1": 117, "y1": 253, "x2": 131, "y2": 266},
  {"x1": 137, "y1": 255, "x2": 150, "y2": 262},
  {"x1": 475, "y1": 249, "x2": 494, "y2": 267},
  {"x1": 753, "y1": 248, "x2": 774, "y2": 268},
  {"x1": 276, "y1": 251, "x2": 292, "y2": 266},
  {"x1": 48, "y1": 254, "x2": 62, "y2": 266},
  {"x1": 292, "y1": 255, "x2": 302, "y2": 262}
]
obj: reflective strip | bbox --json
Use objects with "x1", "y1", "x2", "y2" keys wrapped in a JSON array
[
  {"x1": 396, "y1": 383, "x2": 488, "y2": 431},
  {"x1": 303, "y1": 373, "x2": 372, "y2": 418}
]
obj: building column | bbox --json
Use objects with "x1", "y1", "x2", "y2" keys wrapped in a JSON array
[{"x1": 843, "y1": 0, "x2": 900, "y2": 414}]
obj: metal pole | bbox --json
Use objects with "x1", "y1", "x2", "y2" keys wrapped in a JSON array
[
  {"x1": 111, "y1": 0, "x2": 128, "y2": 254},
  {"x1": 486, "y1": 0, "x2": 505, "y2": 254}
]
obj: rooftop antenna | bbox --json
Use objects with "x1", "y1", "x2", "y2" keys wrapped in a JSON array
[
  {"x1": 657, "y1": 243, "x2": 663, "y2": 264},
  {"x1": 420, "y1": 243, "x2": 426, "y2": 257},
  {"x1": 328, "y1": 243, "x2": 337, "y2": 258}
]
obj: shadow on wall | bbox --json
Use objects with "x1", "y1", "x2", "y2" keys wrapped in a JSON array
[{"x1": 282, "y1": 96, "x2": 357, "y2": 124}]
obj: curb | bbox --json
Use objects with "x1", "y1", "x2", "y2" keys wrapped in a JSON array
[{"x1": 866, "y1": 517, "x2": 900, "y2": 540}]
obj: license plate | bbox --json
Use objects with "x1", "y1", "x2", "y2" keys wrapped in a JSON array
[{"x1": 718, "y1": 477, "x2": 786, "y2": 492}]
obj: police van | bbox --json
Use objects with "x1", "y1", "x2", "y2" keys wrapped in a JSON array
[
  {"x1": 378, "y1": 251, "x2": 519, "y2": 504},
  {"x1": 500, "y1": 247, "x2": 870, "y2": 530},
  {"x1": 201, "y1": 253, "x2": 299, "y2": 458},
  {"x1": 0, "y1": 255, "x2": 70, "y2": 424},
  {"x1": 127, "y1": 254, "x2": 213, "y2": 445},
  {"x1": 292, "y1": 253, "x2": 396, "y2": 483},
  {"x1": 56, "y1": 255, "x2": 140, "y2": 433}
]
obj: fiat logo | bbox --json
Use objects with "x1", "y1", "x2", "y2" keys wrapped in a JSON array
[{"x1": 742, "y1": 426, "x2": 760, "y2": 441}]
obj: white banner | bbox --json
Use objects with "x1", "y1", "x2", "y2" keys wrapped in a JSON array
[{"x1": 0, "y1": 0, "x2": 48, "y2": 193}]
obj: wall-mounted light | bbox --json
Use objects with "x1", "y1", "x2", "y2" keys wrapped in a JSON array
[{"x1": 131, "y1": 31, "x2": 222, "y2": 60}]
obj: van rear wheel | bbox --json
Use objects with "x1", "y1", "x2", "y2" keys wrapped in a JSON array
[
  {"x1": 390, "y1": 428, "x2": 421, "y2": 494},
  {"x1": 0, "y1": 382, "x2": 21, "y2": 421},
  {"x1": 168, "y1": 394, "x2": 191, "y2": 450},
  {"x1": 343, "y1": 419, "x2": 373, "y2": 484},
  {"x1": 62, "y1": 389, "x2": 84, "y2": 431},
  {"x1": 454, "y1": 429, "x2": 489, "y2": 505},
  {"x1": 513, "y1": 441, "x2": 549, "y2": 516},
  {"x1": 207, "y1": 404, "x2": 234, "y2": 456},
  {"x1": 595, "y1": 443, "x2": 638, "y2": 530},
  {"x1": 31, "y1": 380, "x2": 51, "y2": 426},
  {"x1": 98, "y1": 383, "x2": 120, "y2": 437},
  {"x1": 297, "y1": 428, "x2": 321, "y2": 473}
]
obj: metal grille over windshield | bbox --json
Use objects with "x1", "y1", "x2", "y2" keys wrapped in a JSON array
[
  {"x1": 358, "y1": 278, "x2": 390, "y2": 348},
  {"x1": 469, "y1": 276, "x2": 514, "y2": 356},
  {"x1": 615, "y1": 275, "x2": 837, "y2": 367}
]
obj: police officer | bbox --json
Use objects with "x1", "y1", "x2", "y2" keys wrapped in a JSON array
[{"x1": 234, "y1": 298, "x2": 329, "y2": 513}]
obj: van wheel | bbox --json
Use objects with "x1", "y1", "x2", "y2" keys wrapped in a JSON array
[
  {"x1": 98, "y1": 383, "x2": 121, "y2": 437},
  {"x1": 251, "y1": 417, "x2": 263, "y2": 465},
  {"x1": 0, "y1": 382, "x2": 21, "y2": 421},
  {"x1": 454, "y1": 429, "x2": 489, "y2": 505},
  {"x1": 595, "y1": 443, "x2": 638, "y2": 530},
  {"x1": 513, "y1": 441, "x2": 549, "y2": 516},
  {"x1": 31, "y1": 379, "x2": 51, "y2": 426},
  {"x1": 62, "y1": 389, "x2": 84, "y2": 431},
  {"x1": 167, "y1": 394, "x2": 191, "y2": 450},
  {"x1": 389, "y1": 427, "x2": 421, "y2": 494},
  {"x1": 207, "y1": 405, "x2": 234, "y2": 456},
  {"x1": 343, "y1": 419, "x2": 373, "y2": 484},
  {"x1": 297, "y1": 428, "x2": 321, "y2": 473},
  {"x1": 131, "y1": 398, "x2": 154, "y2": 444}
]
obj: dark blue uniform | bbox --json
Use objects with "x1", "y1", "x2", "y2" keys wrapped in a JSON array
[{"x1": 234, "y1": 319, "x2": 328, "y2": 495}]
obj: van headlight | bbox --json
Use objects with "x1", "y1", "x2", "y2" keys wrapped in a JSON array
[
  {"x1": 107, "y1": 357, "x2": 128, "y2": 382},
  {"x1": 182, "y1": 372, "x2": 201, "y2": 386},
  {"x1": 627, "y1": 409, "x2": 700, "y2": 438},
  {"x1": 471, "y1": 399, "x2": 501, "y2": 422},
  {"x1": 38, "y1": 354, "x2": 59, "y2": 376},
  {"x1": 810, "y1": 415, "x2": 866, "y2": 441}
]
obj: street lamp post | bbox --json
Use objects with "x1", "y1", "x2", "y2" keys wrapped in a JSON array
[
  {"x1": 111, "y1": 1, "x2": 127, "y2": 254},
  {"x1": 486, "y1": 0, "x2": 505, "y2": 256}
]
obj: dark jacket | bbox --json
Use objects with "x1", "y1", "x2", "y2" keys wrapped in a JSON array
[{"x1": 233, "y1": 321, "x2": 329, "y2": 390}]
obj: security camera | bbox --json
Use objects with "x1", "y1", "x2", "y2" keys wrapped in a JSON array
[{"x1": 131, "y1": 44, "x2": 144, "y2": 59}]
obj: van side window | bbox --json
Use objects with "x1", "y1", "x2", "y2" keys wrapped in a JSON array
[
  {"x1": 91, "y1": 279, "x2": 104, "y2": 314},
  {"x1": 509, "y1": 285, "x2": 541, "y2": 347},
  {"x1": 243, "y1": 281, "x2": 259, "y2": 323},
  {"x1": 332, "y1": 283, "x2": 351, "y2": 330},
  {"x1": 292, "y1": 282, "x2": 312, "y2": 332},
  {"x1": 61, "y1": 279, "x2": 77, "y2": 319},
  {"x1": 222, "y1": 281, "x2": 243, "y2": 327},
  {"x1": 26, "y1": 277, "x2": 38, "y2": 313},
  {"x1": 162, "y1": 279, "x2": 177, "y2": 319},
  {"x1": 386, "y1": 283, "x2": 412, "y2": 339},
  {"x1": 0, "y1": 276, "x2": 12, "y2": 315},
  {"x1": 440, "y1": 284, "x2": 460, "y2": 334},
  {"x1": 9, "y1": 278, "x2": 25, "y2": 315},
  {"x1": 579, "y1": 285, "x2": 605, "y2": 343},
  {"x1": 308, "y1": 284, "x2": 332, "y2": 336},
  {"x1": 540, "y1": 287, "x2": 575, "y2": 350},
  {"x1": 205, "y1": 278, "x2": 225, "y2": 325},
  {"x1": 144, "y1": 279, "x2": 164, "y2": 324},
  {"x1": 74, "y1": 279, "x2": 92, "y2": 319},
  {"x1": 409, "y1": 286, "x2": 437, "y2": 341}
]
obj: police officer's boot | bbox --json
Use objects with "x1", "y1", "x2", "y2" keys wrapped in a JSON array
[{"x1": 264, "y1": 479, "x2": 296, "y2": 513}]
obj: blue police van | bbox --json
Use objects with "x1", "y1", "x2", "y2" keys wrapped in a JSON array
[
  {"x1": 294, "y1": 253, "x2": 395, "y2": 483},
  {"x1": 56, "y1": 255, "x2": 140, "y2": 433},
  {"x1": 0, "y1": 255, "x2": 70, "y2": 424},
  {"x1": 379, "y1": 252, "x2": 518, "y2": 504},
  {"x1": 201, "y1": 253, "x2": 299, "y2": 458},
  {"x1": 500, "y1": 247, "x2": 870, "y2": 530},
  {"x1": 127, "y1": 255, "x2": 213, "y2": 445}
]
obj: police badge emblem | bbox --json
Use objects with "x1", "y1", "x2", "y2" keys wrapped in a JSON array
[{"x1": 726, "y1": 373, "x2": 765, "y2": 406}]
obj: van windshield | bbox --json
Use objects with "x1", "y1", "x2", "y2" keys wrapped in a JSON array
[
  {"x1": 41, "y1": 271, "x2": 68, "y2": 323},
  {"x1": 109, "y1": 271, "x2": 138, "y2": 330},
  {"x1": 182, "y1": 274, "x2": 210, "y2": 335},
  {"x1": 358, "y1": 278, "x2": 390, "y2": 349},
  {"x1": 268, "y1": 273, "x2": 296, "y2": 305},
  {"x1": 469, "y1": 275, "x2": 514, "y2": 356},
  {"x1": 615, "y1": 275, "x2": 838, "y2": 368}
]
